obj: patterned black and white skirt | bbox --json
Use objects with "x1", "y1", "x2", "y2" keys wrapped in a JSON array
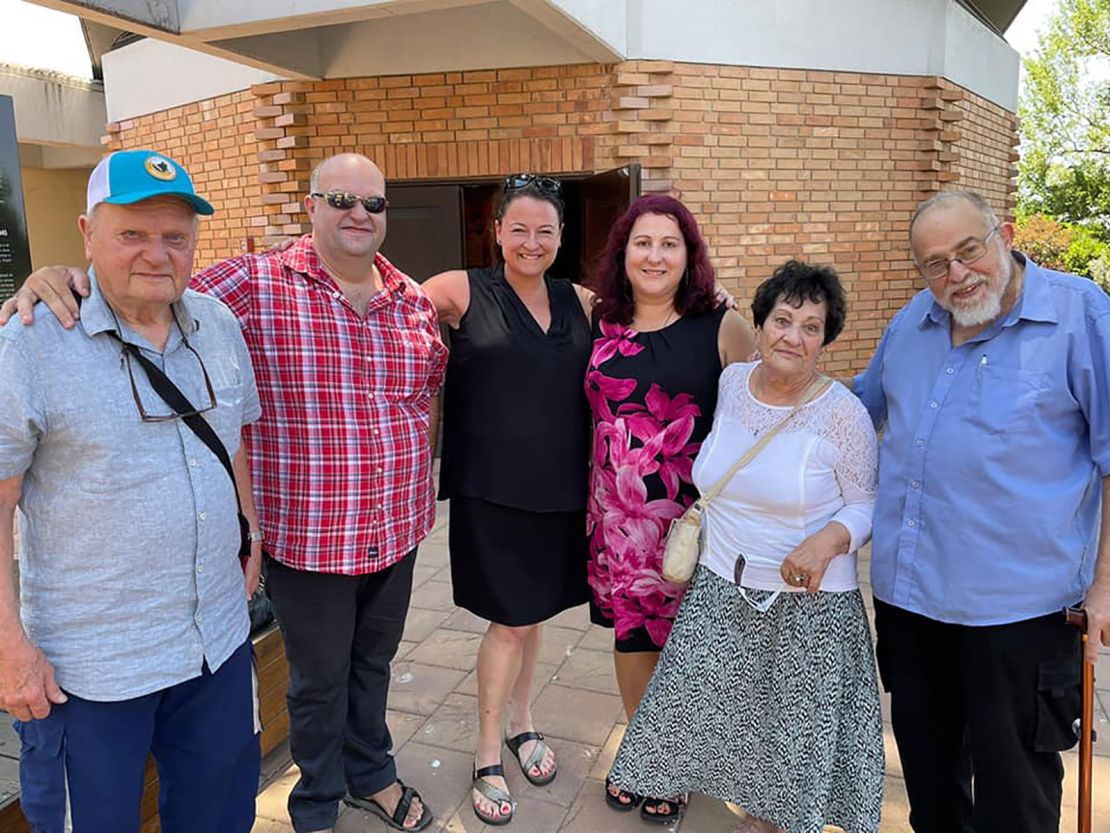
[{"x1": 608, "y1": 566, "x2": 884, "y2": 833}]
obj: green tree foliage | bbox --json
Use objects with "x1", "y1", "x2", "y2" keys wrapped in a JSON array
[
  {"x1": 1019, "y1": 0, "x2": 1110, "y2": 232},
  {"x1": 1013, "y1": 212, "x2": 1110, "y2": 277}
]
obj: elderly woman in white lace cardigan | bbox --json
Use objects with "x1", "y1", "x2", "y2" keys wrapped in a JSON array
[{"x1": 606, "y1": 260, "x2": 884, "y2": 833}]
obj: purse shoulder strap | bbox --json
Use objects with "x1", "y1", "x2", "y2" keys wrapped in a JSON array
[{"x1": 695, "y1": 372, "x2": 832, "y2": 509}]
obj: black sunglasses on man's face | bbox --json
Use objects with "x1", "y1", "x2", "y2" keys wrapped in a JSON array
[{"x1": 311, "y1": 190, "x2": 389, "y2": 214}]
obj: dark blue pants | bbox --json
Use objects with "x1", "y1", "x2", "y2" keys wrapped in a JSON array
[
  {"x1": 15, "y1": 640, "x2": 259, "y2": 833},
  {"x1": 264, "y1": 551, "x2": 415, "y2": 833}
]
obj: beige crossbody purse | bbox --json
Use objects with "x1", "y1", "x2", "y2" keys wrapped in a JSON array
[{"x1": 661, "y1": 374, "x2": 832, "y2": 584}]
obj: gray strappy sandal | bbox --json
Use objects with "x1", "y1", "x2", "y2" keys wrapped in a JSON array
[
  {"x1": 472, "y1": 763, "x2": 516, "y2": 826},
  {"x1": 505, "y1": 730, "x2": 557, "y2": 786}
]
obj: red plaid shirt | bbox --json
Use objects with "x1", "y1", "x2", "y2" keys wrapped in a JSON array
[{"x1": 192, "y1": 236, "x2": 447, "y2": 575}]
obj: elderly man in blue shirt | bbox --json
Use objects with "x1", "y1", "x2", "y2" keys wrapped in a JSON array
[
  {"x1": 0, "y1": 150, "x2": 263, "y2": 832},
  {"x1": 855, "y1": 189, "x2": 1110, "y2": 833}
]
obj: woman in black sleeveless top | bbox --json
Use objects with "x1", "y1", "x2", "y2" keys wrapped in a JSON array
[
  {"x1": 422, "y1": 176, "x2": 592, "y2": 826},
  {"x1": 585, "y1": 194, "x2": 756, "y2": 823}
]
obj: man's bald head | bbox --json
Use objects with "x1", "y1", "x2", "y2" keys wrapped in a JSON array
[
  {"x1": 309, "y1": 154, "x2": 385, "y2": 195},
  {"x1": 305, "y1": 153, "x2": 388, "y2": 266}
]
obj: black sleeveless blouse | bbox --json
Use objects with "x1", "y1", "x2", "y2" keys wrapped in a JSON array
[{"x1": 439, "y1": 265, "x2": 592, "y2": 512}]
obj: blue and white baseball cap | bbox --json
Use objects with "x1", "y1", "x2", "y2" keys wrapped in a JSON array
[{"x1": 86, "y1": 150, "x2": 215, "y2": 215}]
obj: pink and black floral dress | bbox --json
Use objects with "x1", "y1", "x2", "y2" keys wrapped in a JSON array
[{"x1": 585, "y1": 306, "x2": 727, "y2": 652}]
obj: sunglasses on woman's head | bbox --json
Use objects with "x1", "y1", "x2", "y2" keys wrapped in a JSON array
[
  {"x1": 310, "y1": 190, "x2": 389, "y2": 214},
  {"x1": 503, "y1": 173, "x2": 562, "y2": 196}
]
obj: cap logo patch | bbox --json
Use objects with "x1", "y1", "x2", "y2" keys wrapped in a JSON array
[{"x1": 144, "y1": 155, "x2": 177, "y2": 181}]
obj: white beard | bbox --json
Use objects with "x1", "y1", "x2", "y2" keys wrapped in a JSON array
[
  {"x1": 943, "y1": 256, "x2": 1013, "y2": 328},
  {"x1": 949, "y1": 290, "x2": 1003, "y2": 327}
]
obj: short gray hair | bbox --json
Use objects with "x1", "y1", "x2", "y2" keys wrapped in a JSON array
[
  {"x1": 309, "y1": 160, "x2": 324, "y2": 194},
  {"x1": 909, "y1": 190, "x2": 1001, "y2": 242}
]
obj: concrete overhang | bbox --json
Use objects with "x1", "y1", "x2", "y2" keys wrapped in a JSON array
[
  {"x1": 0, "y1": 64, "x2": 105, "y2": 167},
  {"x1": 29, "y1": 0, "x2": 625, "y2": 81}
]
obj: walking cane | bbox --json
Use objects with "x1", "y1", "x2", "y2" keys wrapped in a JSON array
[{"x1": 1064, "y1": 606, "x2": 1096, "y2": 833}]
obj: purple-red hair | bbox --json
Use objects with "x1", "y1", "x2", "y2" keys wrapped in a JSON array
[{"x1": 589, "y1": 194, "x2": 718, "y2": 326}]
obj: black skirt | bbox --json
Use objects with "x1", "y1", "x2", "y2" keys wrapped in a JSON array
[{"x1": 449, "y1": 496, "x2": 589, "y2": 626}]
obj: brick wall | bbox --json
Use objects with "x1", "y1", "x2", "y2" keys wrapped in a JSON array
[
  {"x1": 105, "y1": 61, "x2": 1017, "y2": 374},
  {"x1": 945, "y1": 78, "x2": 1018, "y2": 220},
  {"x1": 105, "y1": 90, "x2": 262, "y2": 268}
]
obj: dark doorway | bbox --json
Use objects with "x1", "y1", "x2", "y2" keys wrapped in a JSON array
[
  {"x1": 379, "y1": 184, "x2": 463, "y2": 281},
  {"x1": 384, "y1": 166, "x2": 640, "y2": 284}
]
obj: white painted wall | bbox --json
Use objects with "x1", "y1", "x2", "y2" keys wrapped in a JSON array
[
  {"x1": 102, "y1": 38, "x2": 281, "y2": 122},
  {"x1": 0, "y1": 67, "x2": 105, "y2": 149},
  {"x1": 98, "y1": 0, "x2": 1020, "y2": 121},
  {"x1": 626, "y1": 0, "x2": 1018, "y2": 110},
  {"x1": 942, "y1": 1, "x2": 1020, "y2": 109}
]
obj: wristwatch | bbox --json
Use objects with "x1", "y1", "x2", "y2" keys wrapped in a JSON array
[{"x1": 248, "y1": 530, "x2": 264, "y2": 543}]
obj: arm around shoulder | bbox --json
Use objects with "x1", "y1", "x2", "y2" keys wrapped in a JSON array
[
  {"x1": 422, "y1": 269, "x2": 470, "y2": 328},
  {"x1": 573, "y1": 283, "x2": 597, "y2": 324},
  {"x1": 0, "y1": 266, "x2": 90, "y2": 329},
  {"x1": 190, "y1": 255, "x2": 260, "y2": 326},
  {"x1": 718, "y1": 308, "x2": 757, "y2": 366}
]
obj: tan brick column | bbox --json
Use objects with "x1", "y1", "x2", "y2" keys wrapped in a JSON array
[
  {"x1": 251, "y1": 82, "x2": 315, "y2": 247},
  {"x1": 610, "y1": 61, "x2": 676, "y2": 193}
]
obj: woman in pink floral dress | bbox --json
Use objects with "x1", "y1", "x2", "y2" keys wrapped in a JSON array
[{"x1": 586, "y1": 194, "x2": 755, "y2": 823}]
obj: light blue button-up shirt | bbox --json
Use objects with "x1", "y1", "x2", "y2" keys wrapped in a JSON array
[
  {"x1": 0, "y1": 274, "x2": 261, "y2": 701},
  {"x1": 855, "y1": 254, "x2": 1110, "y2": 625}
]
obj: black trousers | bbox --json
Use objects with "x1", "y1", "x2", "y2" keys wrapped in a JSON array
[
  {"x1": 873, "y1": 599, "x2": 1082, "y2": 833},
  {"x1": 265, "y1": 551, "x2": 416, "y2": 833}
]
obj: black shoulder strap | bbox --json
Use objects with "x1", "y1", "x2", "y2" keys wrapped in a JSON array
[{"x1": 106, "y1": 329, "x2": 251, "y2": 562}]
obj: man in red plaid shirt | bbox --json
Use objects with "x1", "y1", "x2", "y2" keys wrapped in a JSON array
[{"x1": 5, "y1": 153, "x2": 447, "y2": 833}]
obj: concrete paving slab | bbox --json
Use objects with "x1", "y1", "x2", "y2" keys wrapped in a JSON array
[
  {"x1": 389, "y1": 662, "x2": 469, "y2": 717},
  {"x1": 530, "y1": 686, "x2": 625, "y2": 747},
  {"x1": 407, "y1": 629, "x2": 483, "y2": 671},
  {"x1": 552, "y1": 648, "x2": 621, "y2": 696},
  {"x1": 411, "y1": 580, "x2": 459, "y2": 612},
  {"x1": 535, "y1": 627, "x2": 586, "y2": 667},
  {"x1": 419, "y1": 693, "x2": 480, "y2": 753},
  {"x1": 0, "y1": 722, "x2": 18, "y2": 761},
  {"x1": 248, "y1": 515, "x2": 1108, "y2": 833},
  {"x1": 455, "y1": 662, "x2": 558, "y2": 703},
  {"x1": 404, "y1": 608, "x2": 453, "y2": 643},
  {"x1": 387, "y1": 709, "x2": 430, "y2": 750}
]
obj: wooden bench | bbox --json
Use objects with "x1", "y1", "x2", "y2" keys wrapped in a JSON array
[{"x1": 0, "y1": 624, "x2": 290, "y2": 833}]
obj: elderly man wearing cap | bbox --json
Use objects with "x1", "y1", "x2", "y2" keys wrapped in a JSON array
[
  {"x1": 3, "y1": 152, "x2": 448, "y2": 833},
  {"x1": 0, "y1": 150, "x2": 263, "y2": 832}
]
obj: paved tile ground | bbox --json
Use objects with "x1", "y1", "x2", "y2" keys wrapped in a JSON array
[{"x1": 253, "y1": 501, "x2": 1110, "y2": 833}]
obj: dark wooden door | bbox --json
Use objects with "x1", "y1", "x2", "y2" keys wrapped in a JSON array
[
  {"x1": 380, "y1": 184, "x2": 463, "y2": 283},
  {"x1": 576, "y1": 165, "x2": 641, "y2": 280}
]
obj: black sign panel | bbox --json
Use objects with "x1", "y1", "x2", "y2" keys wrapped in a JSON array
[{"x1": 0, "y1": 95, "x2": 31, "y2": 303}]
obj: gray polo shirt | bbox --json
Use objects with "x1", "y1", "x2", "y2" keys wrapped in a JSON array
[{"x1": 0, "y1": 274, "x2": 261, "y2": 701}]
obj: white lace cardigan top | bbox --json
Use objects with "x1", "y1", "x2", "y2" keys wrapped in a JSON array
[{"x1": 692, "y1": 361, "x2": 878, "y2": 592}]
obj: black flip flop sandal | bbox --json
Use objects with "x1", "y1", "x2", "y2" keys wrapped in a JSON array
[
  {"x1": 640, "y1": 794, "x2": 687, "y2": 825},
  {"x1": 343, "y1": 780, "x2": 433, "y2": 832},
  {"x1": 604, "y1": 776, "x2": 643, "y2": 812}
]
